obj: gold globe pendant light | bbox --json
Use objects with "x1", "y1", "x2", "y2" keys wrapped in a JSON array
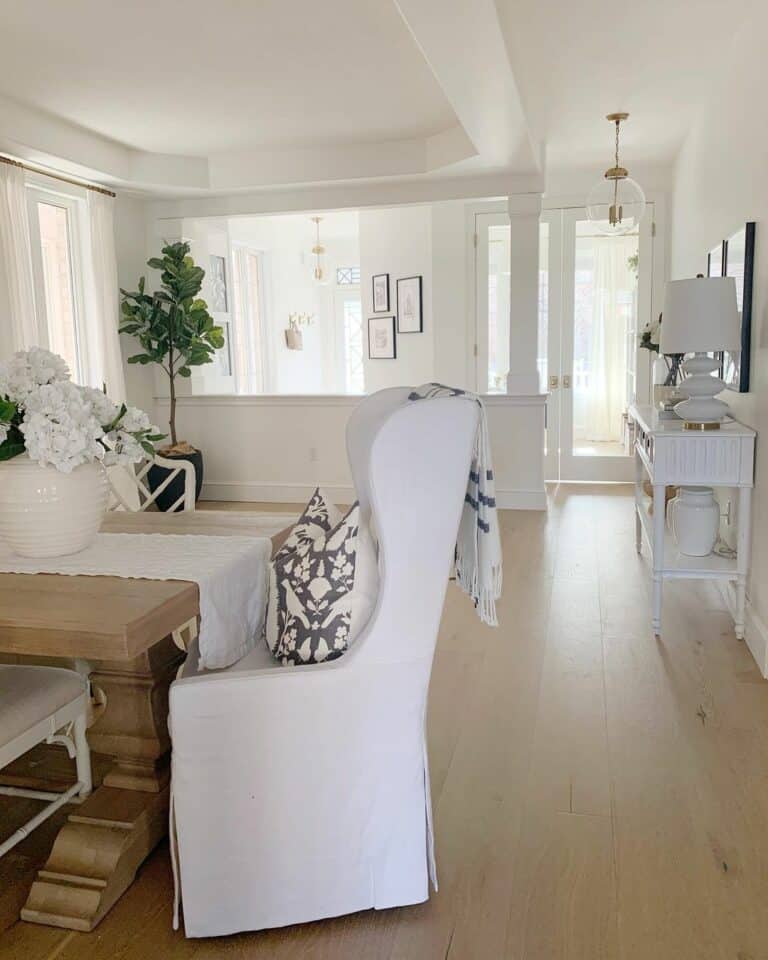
[{"x1": 586, "y1": 113, "x2": 646, "y2": 236}]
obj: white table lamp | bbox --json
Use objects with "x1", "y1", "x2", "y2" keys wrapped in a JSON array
[{"x1": 660, "y1": 276, "x2": 740, "y2": 429}]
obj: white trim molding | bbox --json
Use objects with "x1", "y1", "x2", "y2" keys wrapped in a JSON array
[
  {"x1": 159, "y1": 392, "x2": 547, "y2": 408},
  {"x1": 201, "y1": 480, "x2": 546, "y2": 510},
  {"x1": 718, "y1": 581, "x2": 768, "y2": 679},
  {"x1": 157, "y1": 394, "x2": 363, "y2": 409},
  {"x1": 202, "y1": 481, "x2": 356, "y2": 505}
]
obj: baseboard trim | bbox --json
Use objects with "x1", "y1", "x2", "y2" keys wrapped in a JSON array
[
  {"x1": 495, "y1": 488, "x2": 547, "y2": 510},
  {"x1": 717, "y1": 580, "x2": 768, "y2": 679},
  {"x1": 201, "y1": 481, "x2": 354, "y2": 504},
  {"x1": 201, "y1": 481, "x2": 547, "y2": 511}
]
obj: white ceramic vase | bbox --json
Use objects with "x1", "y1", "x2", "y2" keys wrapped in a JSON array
[
  {"x1": 667, "y1": 486, "x2": 720, "y2": 557},
  {"x1": 0, "y1": 454, "x2": 109, "y2": 558}
]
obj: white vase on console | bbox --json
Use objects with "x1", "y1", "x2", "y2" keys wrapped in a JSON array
[
  {"x1": 667, "y1": 486, "x2": 719, "y2": 557},
  {"x1": 0, "y1": 454, "x2": 109, "y2": 558}
]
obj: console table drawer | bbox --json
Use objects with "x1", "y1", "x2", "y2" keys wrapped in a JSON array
[{"x1": 652, "y1": 433, "x2": 754, "y2": 486}]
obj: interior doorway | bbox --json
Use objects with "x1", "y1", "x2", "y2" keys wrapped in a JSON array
[
  {"x1": 475, "y1": 202, "x2": 657, "y2": 482},
  {"x1": 542, "y1": 206, "x2": 655, "y2": 482}
]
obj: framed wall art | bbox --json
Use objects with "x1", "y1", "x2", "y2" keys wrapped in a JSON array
[
  {"x1": 372, "y1": 273, "x2": 390, "y2": 312},
  {"x1": 368, "y1": 315, "x2": 396, "y2": 359},
  {"x1": 396, "y1": 275, "x2": 423, "y2": 333}
]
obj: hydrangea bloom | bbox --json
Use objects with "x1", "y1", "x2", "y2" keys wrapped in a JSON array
[
  {"x1": 79, "y1": 385, "x2": 121, "y2": 427},
  {"x1": 0, "y1": 347, "x2": 70, "y2": 402},
  {"x1": 22, "y1": 382, "x2": 106, "y2": 473},
  {"x1": 0, "y1": 348, "x2": 162, "y2": 473}
]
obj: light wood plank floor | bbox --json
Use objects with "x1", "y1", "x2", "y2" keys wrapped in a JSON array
[{"x1": 3, "y1": 485, "x2": 768, "y2": 959}]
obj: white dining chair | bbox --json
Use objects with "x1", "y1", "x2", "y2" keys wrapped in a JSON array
[
  {"x1": 168, "y1": 387, "x2": 479, "y2": 937},
  {"x1": 107, "y1": 454, "x2": 196, "y2": 513},
  {"x1": 0, "y1": 665, "x2": 92, "y2": 858}
]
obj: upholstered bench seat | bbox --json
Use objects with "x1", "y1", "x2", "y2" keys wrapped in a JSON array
[
  {"x1": 0, "y1": 664, "x2": 92, "y2": 859},
  {"x1": 0, "y1": 665, "x2": 87, "y2": 752}
]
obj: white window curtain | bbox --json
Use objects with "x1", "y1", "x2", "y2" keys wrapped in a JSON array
[
  {"x1": 84, "y1": 191, "x2": 126, "y2": 401},
  {"x1": 579, "y1": 236, "x2": 636, "y2": 443},
  {"x1": 0, "y1": 162, "x2": 38, "y2": 358}
]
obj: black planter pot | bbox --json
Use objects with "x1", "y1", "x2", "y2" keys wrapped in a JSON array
[{"x1": 148, "y1": 449, "x2": 204, "y2": 512}]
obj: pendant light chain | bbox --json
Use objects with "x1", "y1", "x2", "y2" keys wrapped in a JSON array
[{"x1": 612, "y1": 117, "x2": 621, "y2": 225}]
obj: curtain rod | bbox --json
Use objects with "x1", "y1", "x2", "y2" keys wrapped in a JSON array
[{"x1": 0, "y1": 154, "x2": 116, "y2": 198}]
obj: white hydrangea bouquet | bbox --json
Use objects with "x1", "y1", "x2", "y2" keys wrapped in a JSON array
[{"x1": 0, "y1": 347, "x2": 163, "y2": 472}]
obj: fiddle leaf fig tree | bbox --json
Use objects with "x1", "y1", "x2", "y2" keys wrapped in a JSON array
[{"x1": 119, "y1": 242, "x2": 224, "y2": 449}]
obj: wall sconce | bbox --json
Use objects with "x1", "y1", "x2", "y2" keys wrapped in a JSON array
[{"x1": 284, "y1": 313, "x2": 316, "y2": 351}]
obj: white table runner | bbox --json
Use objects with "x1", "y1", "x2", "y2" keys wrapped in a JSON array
[{"x1": 0, "y1": 533, "x2": 271, "y2": 669}]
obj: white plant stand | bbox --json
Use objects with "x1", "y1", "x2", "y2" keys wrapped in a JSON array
[{"x1": 630, "y1": 404, "x2": 756, "y2": 639}]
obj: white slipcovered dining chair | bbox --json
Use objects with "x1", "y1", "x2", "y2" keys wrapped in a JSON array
[
  {"x1": 107, "y1": 454, "x2": 196, "y2": 513},
  {"x1": 169, "y1": 387, "x2": 479, "y2": 937},
  {"x1": 0, "y1": 665, "x2": 92, "y2": 857}
]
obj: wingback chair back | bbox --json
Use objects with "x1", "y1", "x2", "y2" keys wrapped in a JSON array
[
  {"x1": 346, "y1": 388, "x2": 478, "y2": 666},
  {"x1": 169, "y1": 388, "x2": 480, "y2": 937}
]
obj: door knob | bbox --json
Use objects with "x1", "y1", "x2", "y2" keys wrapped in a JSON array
[
  {"x1": 562, "y1": 374, "x2": 572, "y2": 388},
  {"x1": 549, "y1": 374, "x2": 559, "y2": 389}
]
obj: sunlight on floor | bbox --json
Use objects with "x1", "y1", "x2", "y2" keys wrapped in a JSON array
[{"x1": 573, "y1": 440, "x2": 628, "y2": 457}]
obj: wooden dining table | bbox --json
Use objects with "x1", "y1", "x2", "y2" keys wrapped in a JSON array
[{"x1": 0, "y1": 509, "x2": 288, "y2": 932}]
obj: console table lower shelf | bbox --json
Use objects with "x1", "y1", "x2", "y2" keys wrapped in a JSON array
[{"x1": 630, "y1": 403, "x2": 755, "y2": 641}]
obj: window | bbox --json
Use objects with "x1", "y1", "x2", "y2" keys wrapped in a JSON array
[
  {"x1": 342, "y1": 296, "x2": 364, "y2": 393},
  {"x1": 336, "y1": 266, "x2": 360, "y2": 285},
  {"x1": 26, "y1": 187, "x2": 87, "y2": 381}
]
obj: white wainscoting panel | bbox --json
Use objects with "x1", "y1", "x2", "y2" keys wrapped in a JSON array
[{"x1": 154, "y1": 393, "x2": 547, "y2": 510}]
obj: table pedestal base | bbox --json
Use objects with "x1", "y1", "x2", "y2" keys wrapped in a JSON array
[
  {"x1": 20, "y1": 786, "x2": 168, "y2": 931},
  {"x1": 19, "y1": 635, "x2": 182, "y2": 930}
]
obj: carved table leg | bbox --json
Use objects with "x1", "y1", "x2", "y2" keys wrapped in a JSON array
[{"x1": 20, "y1": 636, "x2": 183, "y2": 931}]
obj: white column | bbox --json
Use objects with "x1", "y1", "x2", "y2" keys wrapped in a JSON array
[{"x1": 506, "y1": 193, "x2": 543, "y2": 395}]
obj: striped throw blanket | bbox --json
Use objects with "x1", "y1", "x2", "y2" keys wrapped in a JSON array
[{"x1": 408, "y1": 384, "x2": 502, "y2": 626}]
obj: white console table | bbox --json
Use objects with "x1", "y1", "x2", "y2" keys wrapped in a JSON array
[{"x1": 629, "y1": 404, "x2": 756, "y2": 639}]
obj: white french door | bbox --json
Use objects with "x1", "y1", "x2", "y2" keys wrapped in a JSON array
[
  {"x1": 544, "y1": 206, "x2": 655, "y2": 482},
  {"x1": 474, "y1": 204, "x2": 656, "y2": 483}
]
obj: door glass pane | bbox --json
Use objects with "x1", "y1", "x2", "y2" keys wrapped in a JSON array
[
  {"x1": 37, "y1": 202, "x2": 80, "y2": 379},
  {"x1": 487, "y1": 224, "x2": 510, "y2": 393},
  {"x1": 537, "y1": 221, "x2": 549, "y2": 393},
  {"x1": 572, "y1": 220, "x2": 638, "y2": 457}
]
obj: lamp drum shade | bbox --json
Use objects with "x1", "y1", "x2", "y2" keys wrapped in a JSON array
[{"x1": 660, "y1": 277, "x2": 740, "y2": 354}]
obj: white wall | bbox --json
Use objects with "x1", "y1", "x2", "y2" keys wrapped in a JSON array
[
  {"x1": 359, "y1": 199, "x2": 476, "y2": 392},
  {"x1": 114, "y1": 195, "x2": 155, "y2": 413},
  {"x1": 359, "y1": 205, "x2": 434, "y2": 391},
  {"x1": 432, "y1": 200, "x2": 473, "y2": 389},
  {"x1": 669, "y1": 7, "x2": 768, "y2": 669}
]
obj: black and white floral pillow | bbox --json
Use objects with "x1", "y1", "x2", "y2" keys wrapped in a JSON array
[
  {"x1": 267, "y1": 504, "x2": 361, "y2": 665},
  {"x1": 274, "y1": 487, "x2": 341, "y2": 563}
]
